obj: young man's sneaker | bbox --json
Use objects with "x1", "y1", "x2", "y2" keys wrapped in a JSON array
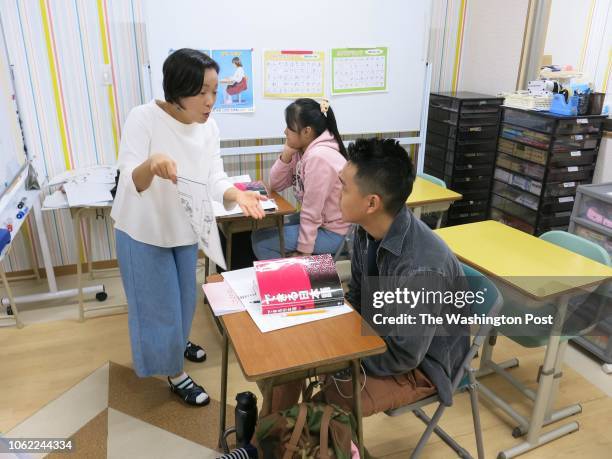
[
  {"x1": 168, "y1": 373, "x2": 210, "y2": 406},
  {"x1": 184, "y1": 341, "x2": 206, "y2": 362}
]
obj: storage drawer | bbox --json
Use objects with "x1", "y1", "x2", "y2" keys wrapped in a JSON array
[
  {"x1": 425, "y1": 143, "x2": 448, "y2": 163},
  {"x1": 540, "y1": 195, "x2": 576, "y2": 213},
  {"x1": 498, "y1": 138, "x2": 547, "y2": 165},
  {"x1": 538, "y1": 211, "x2": 572, "y2": 228},
  {"x1": 450, "y1": 198, "x2": 490, "y2": 213},
  {"x1": 501, "y1": 125, "x2": 551, "y2": 150},
  {"x1": 429, "y1": 119, "x2": 499, "y2": 141},
  {"x1": 458, "y1": 188, "x2": 491, "y2": 201},
  {"x1": 491, "y1": 208, "x2": 535, "y2": 234},
  {"x1": 447, "y1": 174, "x2": 492, "y2": 189},
  {"x1": 552, "y1": 134, "x2": 600, "y2": 153},
  {"x1": 429, "y1": 106, "x2": 454, "y2": 124},
  {"x1": 547, "y1": 165, "x2": 594, "y2": 182},
  {"x1": 450, "y1": 139, "x2": 499, "y2": 153},
  {"x1": 427, "y1": 131, "x2": 454, "y2": 151},
  {"x1": 497, "y1": 153, "x2": 546, "y2": 180},
  {"x1": 491, "y1": 194, "x2": 537, "y2": 225},
  {"x1": 543, "y1": 180, "x2": 586, "y2": 197},
  {"x1": 460, "y1": 99, "x2": 502, "y2": 114},
  {"x1": 444, "y1": 162, "x2": 495, "y2": 178},
  {"x1": 429, "y1": 107, "x2": 500, "y2": 128},
  {"x1": 549, "y1": 149, "x2": 597, "y2": 167},
  {"x1": 492, "y1": 181, "x2": 539, "y2": 211},
  {"x1": 503, "y1": 107, "x2": 604, "y2": 135},
  {"x1": 555, "y1": 117, "x2": 604, "y2": 135},
  {"x1": 446, "y1": 212, "x2": 489, "y2": 225},
  {"x1": 448, "y1": 208, "x2": 488, "y2": 220},
  {"x1": 430, "y1": 95, "x2": 460, "y2": 111},
  {"x1": 424, "y1": 156, "x2": 445, "y2": 175},
  {"x1": 576, "y1": 194, "x2": 612, "y2": 231},
  {"x1": 449, "y1": 150, "x2": 496, "y2": 166},
  {"x1": 494, "y1": 168, "x2": 542, "y2": 196},
  {"x1": 573, "y1": 224, "x2": 612, "y2": 258}
]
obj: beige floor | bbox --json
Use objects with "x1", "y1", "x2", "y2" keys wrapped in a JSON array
[{"x1": 1, "y1": 270, "x2": 612, "y2": 458}]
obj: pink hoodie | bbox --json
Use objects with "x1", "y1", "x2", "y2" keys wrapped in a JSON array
[{"x1": 269, "y1": 130, "x2": 350, "y2": 254}]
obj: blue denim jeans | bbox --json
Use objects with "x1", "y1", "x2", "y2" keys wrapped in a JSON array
[
  {"x1": 251, "y1": 213, "x2": 345, "y2": 260},
  {"x1": 115, "y1": 229, "x2": 198, "y2": 377}
]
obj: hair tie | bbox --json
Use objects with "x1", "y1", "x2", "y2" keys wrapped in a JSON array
[{"x1": 319, "y1": 98, "x2": 329, "y2": 117}]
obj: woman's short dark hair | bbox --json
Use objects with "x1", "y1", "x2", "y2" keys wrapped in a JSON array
[
  {"x1": 162, "y1": 48, "x2": 220, "y2": 105},
  {"x1": 232, "y1": 57, "x2": 243, "y2": 67}
]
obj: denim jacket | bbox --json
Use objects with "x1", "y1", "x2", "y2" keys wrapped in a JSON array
[{"x1": 346, "y1": 207, "x2": 469, "y2": 406}]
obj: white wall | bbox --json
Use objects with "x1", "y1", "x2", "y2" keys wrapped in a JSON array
[
  {"x1": 458, "y1": 0, "x2": 529, "y2": 95},
  {"x1": 544, "y1": 0, "x2": 591, "y2": 69}
]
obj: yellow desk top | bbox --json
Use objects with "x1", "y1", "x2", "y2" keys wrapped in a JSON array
[
  {"x1": 435, "y1": 220, "x2": 612, "y2": 300},
  {"x1": 407, "y1": 177, "x2": 462, "y2": 207}
]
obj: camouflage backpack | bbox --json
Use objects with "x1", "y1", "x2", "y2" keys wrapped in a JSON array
[{"x1": 255, "y1": 402, "x2": 358, "y2": 459}]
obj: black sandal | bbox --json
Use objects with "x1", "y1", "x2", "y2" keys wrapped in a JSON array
[
  {"x1": 168, "y1": 375, "x2": 210, "y2": 406},
  {"x1": 184, "y1": 341, "x2": 206, "y2": 362}
]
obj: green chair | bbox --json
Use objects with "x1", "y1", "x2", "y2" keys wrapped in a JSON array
[
  {"x1": 417, "y1": 173, "x2": 447, "y2": 228},
  {"x1": 384, "y1": 264, "x2": 503, "y2": 459},
  {"x1": 476, "y1": 230, "x2": 611, "y2": 439}
]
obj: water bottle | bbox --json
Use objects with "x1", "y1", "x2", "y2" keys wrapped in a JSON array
[{"x1": 235, "y1": 391, "x2": 258, "y2": 447}]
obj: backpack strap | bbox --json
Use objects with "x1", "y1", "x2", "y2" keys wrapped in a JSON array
[
  {"x1": 283, "y1": 404, "x2": 308, "y2": 459},
  {"x1": 318, "y1": 405, "x2": 334, "y2": 458}
]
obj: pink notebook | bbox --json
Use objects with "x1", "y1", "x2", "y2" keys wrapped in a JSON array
[{"x1": 202, "y1": 281, "x2": 246, "y2": 316}]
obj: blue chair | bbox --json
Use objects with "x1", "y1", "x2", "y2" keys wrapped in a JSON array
[
  {"x1": 418, "y1": 172, "x2": 447, "y2": 189},
  {"x1": 476, "y1": 230, "x2": 611, "y2": 438},
  {"x1": 417, "y1": 173, "x2": 448, "y2": 228},
  {"x1": 384, "y1": 264, "x2": 503, "y2": 459}
]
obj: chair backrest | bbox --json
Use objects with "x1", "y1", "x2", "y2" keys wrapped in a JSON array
[
  {"x1": 539, "y1": 230, "x2": 611, "y2": 266},
  {"x1": 417, "y1": 172, "x2": 447, "y2": 188},
  {"x1": 451, "y1": 264, "x2": 503, "y2": 392},
  {"x1": 333, "y1": 224, "x2": 358, "y2": 262}
]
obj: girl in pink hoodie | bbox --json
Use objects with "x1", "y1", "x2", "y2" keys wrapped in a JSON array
[{"x1": 252, "y1": 98, "x2": 350, "y2": 259}]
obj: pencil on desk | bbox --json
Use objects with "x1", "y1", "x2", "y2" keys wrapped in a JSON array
[{"x1": 285, "y1": 309, "x2": 328, "y2": 317}]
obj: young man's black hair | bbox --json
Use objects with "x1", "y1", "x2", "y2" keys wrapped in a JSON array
[{"x1": 347, "y1": 138, "x2": 415, "y2": 214}]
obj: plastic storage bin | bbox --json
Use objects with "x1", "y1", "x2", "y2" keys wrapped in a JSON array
[{"x1": 568, "y1": 182, "x2": 612, "y2": 368}]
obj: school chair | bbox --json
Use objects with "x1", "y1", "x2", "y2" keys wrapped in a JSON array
[
  {"x1": 417, "y1": 172, "x2": 447, "y2": 229},
  {"x1": 384, "y1": 264, "x2": 503, "y2": 459},
  {"x1": 475, "y1": 231, "x2": 611, "y2": 438},
  {"x1": 334, "y1": 225, "x2": 357, "y2": 283}
]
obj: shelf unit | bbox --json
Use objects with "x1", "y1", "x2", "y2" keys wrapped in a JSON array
[
  {"x1": 489, "y1": 106, "x2": 606, "y2": 235},
  {"x1": 568, "y1": 182, "x2": 612, "y2": 369},
  {"x1": 424, "y1": 91, "x2": 504, "y2": 226}
]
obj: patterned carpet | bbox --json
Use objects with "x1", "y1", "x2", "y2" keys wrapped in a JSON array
[{"x1": 3, "y1": 362, "x2": 233, "y2": 459}]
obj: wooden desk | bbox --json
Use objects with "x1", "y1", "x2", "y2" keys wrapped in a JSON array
[
  {"x1": 435, "y1": 220, "x2": 612, "y2": 458},
  {"x1": 207, "y1": 274, "x2": 386, "y2": 456},
  {"x1": 407, "y1": 176, "x2": 462, "y2": 220},
  {"x1": 215, "y1": 192, "x2": 295, "y2": 270}
]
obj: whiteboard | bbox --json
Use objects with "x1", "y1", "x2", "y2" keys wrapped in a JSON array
[
  {"x1": 144, "y1": 0, "x2": 430, "y2": 140},
  {"x1": 0, "y1": 17, "x2": 26, "y2": 197}
]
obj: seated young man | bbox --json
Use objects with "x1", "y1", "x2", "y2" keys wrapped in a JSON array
[{"x1": 270, "y1": 138, "x2": 469, "y2": 416}]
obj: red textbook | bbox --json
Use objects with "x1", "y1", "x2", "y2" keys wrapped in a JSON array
[{"x1": 254, "y1": 254, "x2": 344, "y2": 315}]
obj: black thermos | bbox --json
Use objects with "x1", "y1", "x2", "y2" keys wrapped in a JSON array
[{"x1": 235, "y1": 391, "x2": 258, "y2": 447}]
